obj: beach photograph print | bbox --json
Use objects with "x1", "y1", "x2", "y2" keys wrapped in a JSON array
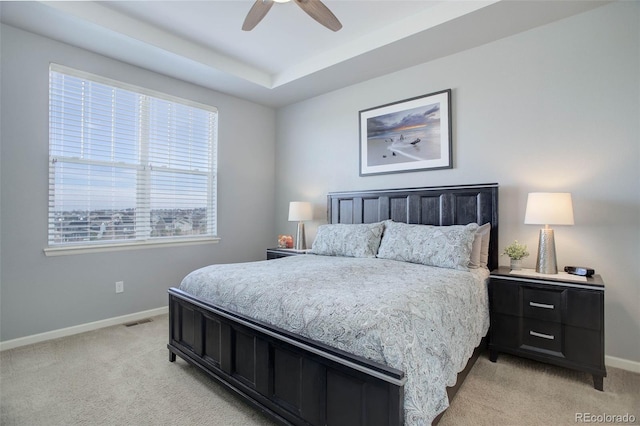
[{"x1": 359, "y1": 89, "x2": 452, "y2": 176}]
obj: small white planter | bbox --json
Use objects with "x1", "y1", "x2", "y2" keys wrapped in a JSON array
[{"x1": 510, "y1": 258, "x2": 522, "y2": 270}]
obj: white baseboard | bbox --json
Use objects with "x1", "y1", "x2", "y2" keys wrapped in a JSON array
[
  {"x1": 605, "y1": 355, "x2": 640, "y2": 373},
  {"x1": 0, "y1": 306, "x2": 168, "y2": 351},
  {"x1": 2, "y1": 308, "x2": 640, "y2": 374}
]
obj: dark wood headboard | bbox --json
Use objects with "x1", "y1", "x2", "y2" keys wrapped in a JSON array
[{"x1": 327, "y1": 183, "x2": 499, "y2": 271}]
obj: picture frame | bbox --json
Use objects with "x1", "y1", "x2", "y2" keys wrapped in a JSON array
[{"x1": 359, "y1": 89, "x2": 452, "y2": 176}]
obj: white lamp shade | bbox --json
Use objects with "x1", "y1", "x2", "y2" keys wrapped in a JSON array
[
  {"x1": 288, "y1": 201, "x2": 312, "y2": 222},
  {"x1": 524, "y1": 193, "x2": 574, "y2": 225}
]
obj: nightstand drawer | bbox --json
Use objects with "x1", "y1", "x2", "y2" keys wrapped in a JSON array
[
  {"x1": 522, "y1": 318, "x2": 562, "y2": 353},
  {"x1": 523, "y1": 287, "x2": 562, "y2": 322}
]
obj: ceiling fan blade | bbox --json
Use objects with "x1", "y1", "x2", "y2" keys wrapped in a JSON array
[
  {"x1": 294, "y1": 0, "x2": 342, "y2": 32},
  {"x1": 242, "y1": 0, "x2": 275, "y2": 31}
]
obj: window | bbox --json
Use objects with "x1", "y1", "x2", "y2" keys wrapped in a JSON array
[{"x1": 47, "y1": 64, "x2": 218, "y2": 252}]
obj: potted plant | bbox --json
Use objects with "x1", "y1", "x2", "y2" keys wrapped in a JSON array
[{"x1": 502, "y1": 240, "x2": 529, "y2": 270}]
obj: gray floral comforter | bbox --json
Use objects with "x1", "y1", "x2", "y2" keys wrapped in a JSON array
[{"x1": 179, "y1": 254, "x2": 489, "y2": 425}]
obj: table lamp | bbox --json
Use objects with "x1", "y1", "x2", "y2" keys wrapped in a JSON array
[
  {"x1": 288, "y1": 201, "x2": 312, "y2": 250},
  {"x1": 524, "y1": 192, "x2": 574, "y2": 274}
]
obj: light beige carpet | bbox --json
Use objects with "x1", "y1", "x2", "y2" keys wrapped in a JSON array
[
  {"x1": 1, "y1": 314, "x2": 638, "y2": 425},
  {"x1": 439, "y1": 351, "x2": 639, "y2": 426}
]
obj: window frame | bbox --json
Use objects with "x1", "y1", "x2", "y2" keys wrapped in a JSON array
[{"x1": 45, "y1": 64, "x2": 219, "y2": 256}]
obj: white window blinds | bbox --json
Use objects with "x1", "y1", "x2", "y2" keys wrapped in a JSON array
[{"x1": 48, "y1": 64, "x2": 218, "y2": 248}]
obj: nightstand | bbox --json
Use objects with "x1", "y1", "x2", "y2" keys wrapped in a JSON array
[
  {"x1": 488, "y1": 267, "x2": 606, "y2": 390},
  {"x1": 266, "y1": 248, "x2": 310, "y2": 260}
]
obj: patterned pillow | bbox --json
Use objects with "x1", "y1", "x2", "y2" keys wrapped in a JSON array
[
  {"x1": 311, "y1": 222, "x2": 385, "y2": 258},
  {"x1": 377, "y1": 221, "x2": 479, "y2": 270}
]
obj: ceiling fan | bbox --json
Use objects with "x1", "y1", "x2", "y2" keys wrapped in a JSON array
[{"x1": 242, "y1": 0, "x2": 342, "y2": 32}]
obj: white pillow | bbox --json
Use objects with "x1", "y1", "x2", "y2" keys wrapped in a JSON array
[
  {"x1": 468, "y1": 231, "x2": 482, "y2": 269},
  {"x1": 377, "y1": 221, "x2": 479, "y2": 270},
  {"x1": 311, "y1": 222, "x2": 384, "y2": 258},
  {"x1": 468, "y1": 222, "x2": 491, "y2": 269},
  {"x1": 478, "y1": 222, "x2": 492, "y2": 268}
]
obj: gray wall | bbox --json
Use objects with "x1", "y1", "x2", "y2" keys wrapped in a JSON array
[
  {"x1": 2, "y1": 2, "x2": 639, "y2": 365},
  {"x1": 274, "y1": 2, "x2": 640, "y2": 363},
  {"x1": 0, "y1": 24, "x2": 277, "y2": 341}
]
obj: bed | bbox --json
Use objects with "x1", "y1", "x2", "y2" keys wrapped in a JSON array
[{"x1": 168, "y1": 183, "x2": 499, "y2": 425}]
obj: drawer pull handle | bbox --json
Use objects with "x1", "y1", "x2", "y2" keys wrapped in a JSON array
[
  {"x1": 530, "y1": 330, "x2": 555, "y2": 340},
  {"x1": 529, "y1": 301, "x2": 554, "y2": 310}
]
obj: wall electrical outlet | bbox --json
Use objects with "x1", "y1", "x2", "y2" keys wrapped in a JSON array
[{"x1": 115, "y1": 281, "x2": 124, "y2": 293}]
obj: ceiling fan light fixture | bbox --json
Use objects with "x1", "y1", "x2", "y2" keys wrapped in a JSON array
[{"x1": 243, "y1": 0, "x2": 342, "y2": 32}]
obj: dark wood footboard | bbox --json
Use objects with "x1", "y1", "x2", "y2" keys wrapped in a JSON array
[{"x1": 168, "y1": 287, "x2": 405, "y2": 426}]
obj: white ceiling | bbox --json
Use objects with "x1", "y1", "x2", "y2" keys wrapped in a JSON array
[{"x1": 1, "y1": 0, "x2": 608, "y2": 107}]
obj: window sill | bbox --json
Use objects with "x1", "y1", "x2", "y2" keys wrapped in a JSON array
[{"x1": 43, "y1": 237, "x2": 221, "y2": 257}]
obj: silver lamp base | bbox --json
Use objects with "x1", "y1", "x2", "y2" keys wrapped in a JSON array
[
  {"x1": 535, "y1": 228, "x2": 558, "y2": 274},
  {"x1": 295, "y1": 221, "x2": 306, "y2": 250}
]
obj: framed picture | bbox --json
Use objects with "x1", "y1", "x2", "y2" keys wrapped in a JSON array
[{"x1": 359, "y1": 89, "x2": 452, "y2": 176}]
